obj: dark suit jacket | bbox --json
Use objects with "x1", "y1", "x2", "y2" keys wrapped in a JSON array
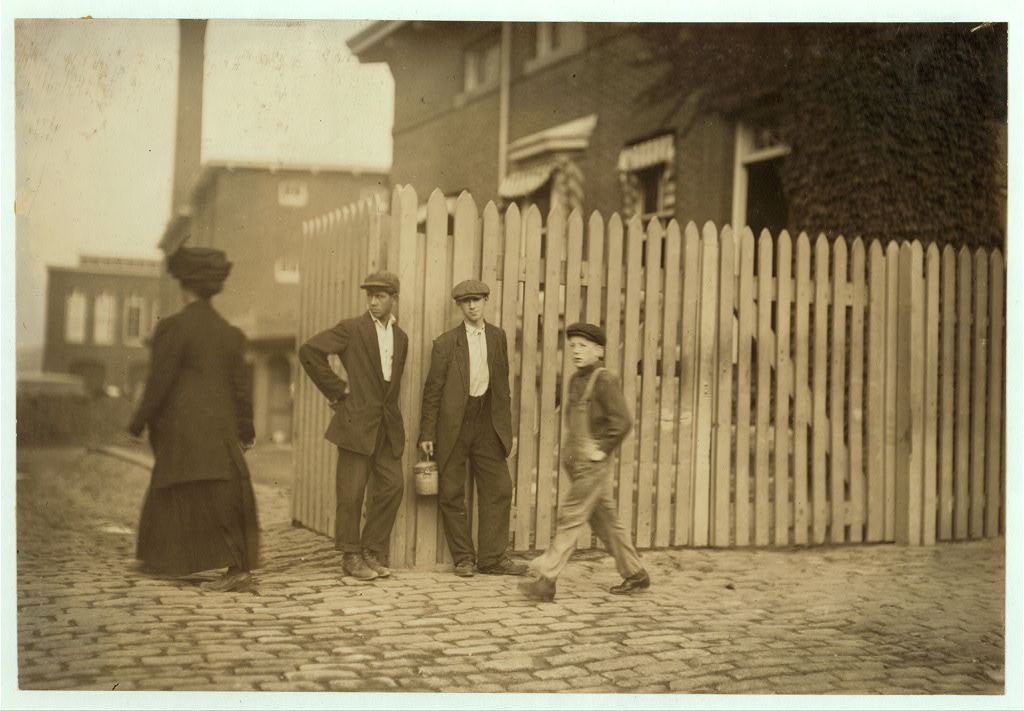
[
  {"x1": 298, "y1": 311, "x2": 408, "y2": 457},
  {"x1": 419, "y1": 321, "x2": 514, "y2": 472},
  {"x1": 129, "y1": 299, "x2": 254, "y2": 489}
]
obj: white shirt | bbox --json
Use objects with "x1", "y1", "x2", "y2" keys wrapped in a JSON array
[
  {"x1": 372, "y1": 313, "x2": 396, "y2": 382},
  {"x1": 465, "y1": 321, "x2": 489, "y2": 397}
]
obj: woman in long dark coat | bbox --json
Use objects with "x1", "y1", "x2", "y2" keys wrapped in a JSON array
[{"x1": 128, "y1": 247, "x2": 260, "y2": 592}]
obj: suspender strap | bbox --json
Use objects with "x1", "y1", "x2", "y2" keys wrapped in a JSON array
[{"x1": 581, "y1": 367, "x2": 606, "y2": 404}]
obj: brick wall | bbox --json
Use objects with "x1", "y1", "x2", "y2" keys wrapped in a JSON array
[
  {"x1": 372, "y1": 22, "x2": 735, "y2": 226},
  {"x1": 43, "y1": 267, "x2": 161, "y2": 397}
]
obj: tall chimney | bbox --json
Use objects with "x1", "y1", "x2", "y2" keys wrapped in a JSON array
[{"x1": 170, "y1": 19, "x2": 206, "y2": 216}]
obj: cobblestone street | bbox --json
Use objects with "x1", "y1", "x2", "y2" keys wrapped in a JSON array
[{"x1": 16, "y1": 487, "x2": 1005, "y2": 694}]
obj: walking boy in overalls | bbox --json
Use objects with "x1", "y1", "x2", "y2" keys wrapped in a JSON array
[{"x1": 518, "y1": 322, "x2": 651, "y2": 602}]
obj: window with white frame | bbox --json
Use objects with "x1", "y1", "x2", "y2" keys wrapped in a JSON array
[
  {"x1": 464, "y1": 36, "x2": 500, "y2": 93},
  {"x1": 278, "y1": 179, "x2": 309, "y2": 208},
  {"x1": 274, "y1": 257, "x2": 300, "y2": 284},
  {"x1": 93, "y1": 292, "x2": 117, "y2": 345},
  {"x1": 527, "y1": 23, "x2": 585, "y2": 71},
  {"x1": 731, "y1": 120, "x2": 791, "y2": 237},
  {"x1": 64, "y1": 289, "x2": 87, "y2": 344},
  {"x1": 123, "y1": 294, "x2": 146, "y2": 345}
]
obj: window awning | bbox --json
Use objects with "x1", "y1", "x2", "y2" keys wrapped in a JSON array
[
  {"x1": 498, "y1": 163, "x2": 556, "y2": 199},
  {"x1": 617, "y1": 134, "x2": 675, "y2": 173}
]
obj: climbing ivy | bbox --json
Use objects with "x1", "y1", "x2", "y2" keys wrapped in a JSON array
[{"x1": 634, "y1": 23, "x2": 1007, "y2": 248}]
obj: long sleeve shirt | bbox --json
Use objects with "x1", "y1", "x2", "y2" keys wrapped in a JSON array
[{"x1": 566, "y1": 362, "x2": 633, "y2": 455}]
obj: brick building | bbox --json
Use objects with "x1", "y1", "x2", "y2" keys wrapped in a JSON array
[
  {"x1": 42, "y1": 255, "x2": 162, "y2": 399},
  {"x1": 155, "y1": 20, "x2": 390, "y2": 444},
  {"x1": 158, "y1": 162, "x2": 389, "y2": 443},
  {"x1": 349, "y1": 22, "x2": 740, "y2": 231},
  {"x1": 349, "y1": 21, "x2": 1006, "y2": 246}
]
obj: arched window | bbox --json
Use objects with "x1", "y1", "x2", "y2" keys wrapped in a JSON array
[
  {"x1": 64, "y1": 290, "x2": 87, "y2": 344},
  {"x1": 93, "y1": 292, "x2": 117, "y2": 345}
]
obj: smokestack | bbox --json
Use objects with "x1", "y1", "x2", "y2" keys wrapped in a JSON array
[{"x1": 170, "y1": 19, "x2": 207, "y2": 217}]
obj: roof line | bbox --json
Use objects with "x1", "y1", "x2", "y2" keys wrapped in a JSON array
[{"x1": 346, "y1": 21, "x2": 407, "y2": 55}]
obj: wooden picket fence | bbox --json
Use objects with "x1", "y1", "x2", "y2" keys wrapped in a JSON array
[{"x1": 292, "y1": 186, "x2": 1006, "y2": 568}]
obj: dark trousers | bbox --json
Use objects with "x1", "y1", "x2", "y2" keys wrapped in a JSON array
[
  {"x1": 439, "y1": 393, "x2": 513, "y2": 568},
  {"x1": 335, "y1": 427, "x2": 403, "y2": 555}
]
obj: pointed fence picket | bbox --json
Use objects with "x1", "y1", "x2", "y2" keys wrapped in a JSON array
[{"x1": 292, "y1": 186, "x2": 1006, "y2": 567}]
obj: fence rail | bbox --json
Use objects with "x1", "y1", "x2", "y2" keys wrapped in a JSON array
[{"x1": 293, "y1": 186, "x2": 1006, "y2": 568}]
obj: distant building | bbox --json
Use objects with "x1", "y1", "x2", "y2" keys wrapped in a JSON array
[
  {"x1": 156, "y1": 19, "x2": 392, "y2": 444},
  {"x1": 158, "y1": 161, "x2": 389, "y2": 444},
  {"x1": 42, "y1": 255, "x2": 162, "y2": 399}
]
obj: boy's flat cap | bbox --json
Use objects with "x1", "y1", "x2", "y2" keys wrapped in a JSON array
[
  {"x1": 360, "y1": 271, "x2": 400, "y2": 294},
  {"x1": 565, "y1": 322, "x2": 606, "y2": 346},
  {"x1": 452, "y1": 279, "x2": 490, "y2": 301}
]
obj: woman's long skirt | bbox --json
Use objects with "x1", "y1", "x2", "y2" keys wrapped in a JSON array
[{"x1": 136, "y1": 469, "x2": 260, "y2": 576}]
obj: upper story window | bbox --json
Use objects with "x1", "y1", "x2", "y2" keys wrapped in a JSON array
[
  {"x1": 123, "y1": 294, "x2": 146, "y2": 345},
  {"x1": 526, "y1": 23, "x2": 586, "y2": 73},
  {"x1": 93, "y1": 292, "x2": 117, "y2": 345},
  {"x1": 278, "y1": 179, "x2": 309, "y2": 208},
  {"x1": 464, "y1": 35, "x2": 500, "y2": 94},
  {"x1": 64, "y1": 289, "x2": 87, "y2": 344},
  {"x1": 274, "y1": 257, "x2": 301, "y2": 284}
]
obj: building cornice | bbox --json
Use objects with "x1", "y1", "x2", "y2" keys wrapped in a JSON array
[{"x1": 347, "y1": 21, "x2": 407, "y2": 56}]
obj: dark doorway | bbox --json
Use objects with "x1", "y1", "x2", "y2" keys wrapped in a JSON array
[{"x1": 746, "y1": 158, "x2": 788, "y2": 237}]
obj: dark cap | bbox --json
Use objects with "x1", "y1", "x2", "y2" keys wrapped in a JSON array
[
  {"x1": 565, "y1": 322, "x2": 606, "y2": 346},
  {"x1": 360, "y1": 271, "x2": 400, "y2": 294},
  {"x1": 452, "y1": 279, "x2": 490, "y2": 302}
]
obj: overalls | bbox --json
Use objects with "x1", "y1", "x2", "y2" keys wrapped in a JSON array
[{"x1": 530, "y1": 367, "x2": 644, "y2": 581}]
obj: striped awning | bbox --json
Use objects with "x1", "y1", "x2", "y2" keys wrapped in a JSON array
[
  {"x1": 617, "y1": 133, "x2": 675, "y2": 173},
  {"x1": 498, "y1": 163, "x2": 556, "y2": 199}
]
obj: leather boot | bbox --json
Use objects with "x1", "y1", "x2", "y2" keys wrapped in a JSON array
[{"x1": 342, "y1": 552, "x2": 379, "y2": 581}]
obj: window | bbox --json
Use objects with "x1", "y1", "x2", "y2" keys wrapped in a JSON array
[
  {"x1": 278, "y1": 179, "x2": 309, "y2": 208},
  {"x1": 619, "y1": 133, "x2": 676, "y2": 223},
  {"x1": 526, "y1": 23, "x2": 585, "y2": 72},
  {"x1": 732, "y1": 120, "x2": 791, "y2": 236},
  {"x1": 64, "y1": 290, "x2": 87, "y2": 344},
  {"x1": 464, "y1": 36, "x2": 500, "y2": 93},
  {"x1": 93, "y1": 292, "x2": 117, "y2": 345},
  {"x1": 274, "y1": 258, "x2": 300, "y2": 284},
  {"x1": 123, "y1": 294, "x2": 147, "y2": 345}
]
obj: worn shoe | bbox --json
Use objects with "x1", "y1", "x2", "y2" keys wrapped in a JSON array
[
  {"x1": 518, "y1": 576, "x2": 556, "y2": 602},
  {"x1": 200, "y1": 570, "x2": 253, "y2": 593},
  {"x1": 478, "y1": 557, "x2": 529, "y2": 576},
  {"x1": 362, "y1": 550, "x2": 392, "y2": 578},
  {"x1": 342, "y1": 552, "x2": 379, "y2": 581},
  {"x1": 609, "y1": 569, "x2": 650, "y2": 594},
  {"x1": 453, "y1": 559, "x2": 476, "y2": 578}
]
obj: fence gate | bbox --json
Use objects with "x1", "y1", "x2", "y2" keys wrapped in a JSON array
[{"x1": 293, "y1": 186, "x2": 1006, "y2": 568}]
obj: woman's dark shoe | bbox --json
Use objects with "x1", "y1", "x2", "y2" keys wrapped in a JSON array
[
  {"x1": 609, "y1": 569, "x2": 650, "y2": 594},
  {"x1": 518, "y1": 576, "x2": 556, "y2": 602},
  {"x1": 342, "y1": 552, "x2": 379, "y2": 581},
  {"x1": 200, "y1": 569, "x2": 253, "y2": 593}
]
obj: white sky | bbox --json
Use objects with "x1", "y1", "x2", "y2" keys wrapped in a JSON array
[{"x1": 14, "y1": 18, "x2": 392, "y2": 349}]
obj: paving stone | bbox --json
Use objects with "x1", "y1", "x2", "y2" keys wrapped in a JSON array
[
  {"x1": 478, "y1": 655, "x2": 535, "y2": 672},
  {"x1": 533, "y1": 664, "x2": 587, "y2": 680}
]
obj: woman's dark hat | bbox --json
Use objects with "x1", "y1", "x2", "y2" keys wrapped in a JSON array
[
  {"x1": 166, "y1": 247, "x2": 232, "y2": 294},
  {"x1": 565, "y1": 322, "x2": 606, "y2": 346}
]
